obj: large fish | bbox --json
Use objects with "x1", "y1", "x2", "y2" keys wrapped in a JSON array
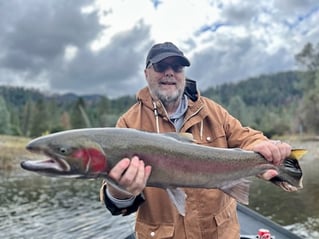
[{"x1": 21, "y1": 128, "x2": 306, "y2": 215}]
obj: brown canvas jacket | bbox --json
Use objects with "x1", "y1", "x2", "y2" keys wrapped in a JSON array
[{"x1": 102, "y1": 85, "x2": 268, "y2": 239}]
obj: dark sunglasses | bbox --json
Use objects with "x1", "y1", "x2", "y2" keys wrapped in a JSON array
[{"x1": 148, "y1": 62, "x2": 184, "y2": 73}]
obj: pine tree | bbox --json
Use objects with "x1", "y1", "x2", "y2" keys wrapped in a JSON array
[{"x1": 0, "y1": 96, "x2": 11, "y2": 135}]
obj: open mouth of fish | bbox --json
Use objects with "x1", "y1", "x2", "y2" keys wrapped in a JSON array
[
  {"x1": 21, "y1": 148, "x2": 71, "y2": 174},
  {"x1": 277, "y1": 181, "x2": 301, "y2": 192}
]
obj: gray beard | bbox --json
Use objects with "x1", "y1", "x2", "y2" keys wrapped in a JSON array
[
  {"x1": 158, "y1": 91, "x2": 181, "y2": 106},
  {"x1": 151, "y1": 87, "x2": 184, "y2": 109}
]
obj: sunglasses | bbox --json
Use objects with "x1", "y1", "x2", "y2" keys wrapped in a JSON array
[{"x1": 148, "y1": 62, "x2": 184, "y2": 73}]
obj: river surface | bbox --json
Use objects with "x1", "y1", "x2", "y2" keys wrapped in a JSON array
[{"x1": 0, "y1": 140, "x2": 318, "y2": 239}]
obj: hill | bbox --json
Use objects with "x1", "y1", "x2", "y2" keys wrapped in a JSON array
[{"x1": 0, "y1": 70, "x2": 307, "y2": 137}]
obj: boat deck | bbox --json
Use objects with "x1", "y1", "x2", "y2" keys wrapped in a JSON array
[
  {"x1": 124, "y1": 204, "x2": 302, "y2": 239},
  {"x1": 238, "y1": 204, "x2": 301, "y2": 239}
]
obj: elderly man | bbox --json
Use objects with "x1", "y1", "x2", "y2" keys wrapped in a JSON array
[{"x1": 101, "y1": 42, "x2": 291, "y2": 239}]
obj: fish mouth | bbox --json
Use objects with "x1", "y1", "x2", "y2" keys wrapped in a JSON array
[
  {"x1": 20, "y1": 148, "x2": 71, "y2": 175},
  {"x1": 277, "y1": 181, "x2": 302, "y2": 192}
]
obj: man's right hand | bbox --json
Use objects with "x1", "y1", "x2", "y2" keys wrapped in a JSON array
[{"x1": 107, "y1": 156, "x2": 152, "y2": 199}]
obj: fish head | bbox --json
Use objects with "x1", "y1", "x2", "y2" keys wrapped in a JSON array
[{"x1": 20, "y1": 132, "x2": 109, "y2": 178}]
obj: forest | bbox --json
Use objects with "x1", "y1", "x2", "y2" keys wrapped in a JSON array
[{"x1": 0, "y1": 42, "x2": 318, "y2": 138}]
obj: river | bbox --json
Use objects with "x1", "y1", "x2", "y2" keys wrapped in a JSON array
[{"x1": 0, "y1": 140, "x2": 318, "y2": 239}]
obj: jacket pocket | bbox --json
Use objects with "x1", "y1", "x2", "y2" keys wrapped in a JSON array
[
  {"x1": 197, "y1": 126, "x2": 228, "y2": 147},
  {"x1": 135, "y1": 221, "x2": 174, "y2": 239},
  {"x1": 214, "y1": 200, "x2": 240, "y2": 238}
]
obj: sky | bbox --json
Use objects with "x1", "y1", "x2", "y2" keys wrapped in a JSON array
[{"x1": 0, "y1": 0, "x2": 318, "y2": 98}]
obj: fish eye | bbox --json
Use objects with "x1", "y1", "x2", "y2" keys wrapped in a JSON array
[{"x1": 59, "y1": 147, "x2": 69, "y2": 154}]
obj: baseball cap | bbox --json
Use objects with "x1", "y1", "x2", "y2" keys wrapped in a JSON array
[{"x1": 146, "y1": 42, "x2": 191, "y2": 67}]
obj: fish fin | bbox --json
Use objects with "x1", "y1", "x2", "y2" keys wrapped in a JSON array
[
  {"x1": 220, "y1": 179, "x2": 251, "y2": 205},
  {"x1": 104, "y1": 175, "x2": 134, "y2": 197},
  {"x1": 166, "y1": 188, "x2": 187, "y2": 216},
  {"x1": 164, "y1": 132, "x2": 196, "y2": 143},
  {"x1": 290, "y1": 149, "x2": 307, "y2": 160}
]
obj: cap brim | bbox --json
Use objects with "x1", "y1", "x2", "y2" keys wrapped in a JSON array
[{"x1": 151, "y1": 52, "x2": 190, "y2": 66}]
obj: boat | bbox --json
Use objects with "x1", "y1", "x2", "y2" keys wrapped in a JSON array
[
  {"x1": 124, "y1": 204, "x2": 302, "y2": 239},
  {"x1": 238, "y1": 203, "x2": 301, "y2": 239}
]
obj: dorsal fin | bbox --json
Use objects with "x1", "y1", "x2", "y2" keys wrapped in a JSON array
[{"x1": 163, "y1": 132, "x2": 196, "y2": 143}]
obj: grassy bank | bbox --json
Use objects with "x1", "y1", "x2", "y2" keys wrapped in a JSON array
[{"x1": 0, "y1": 135, "x2": 33, "y2": 170}]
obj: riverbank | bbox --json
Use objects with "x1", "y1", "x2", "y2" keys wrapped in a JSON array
[{"x1": 0, "y1": 135, "x2": 33, "y2": 170}]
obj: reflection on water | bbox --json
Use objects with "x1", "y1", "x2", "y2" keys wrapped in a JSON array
[
  {"x1": 0, "y1": 169, "x2": 135, "y2": 239},
  {"x1": 1, "y1": 140, "x2": 318, "y2": 239}
]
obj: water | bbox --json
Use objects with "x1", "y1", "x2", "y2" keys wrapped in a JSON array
[
  {"x1": 247, "y1": 140, "x2": 319, "y2": 238},
  {"x1": 1, "y1": 140, "x2": 318, "y2": 239},
  {"x1": 0, "y1": 170, "x2": 135, "y2": 239}
]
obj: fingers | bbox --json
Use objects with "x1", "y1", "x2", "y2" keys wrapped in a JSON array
[
  {"x1": 253, "y1": 140, "x2": 292, "y2": 166},
  {"x1": 108, "y1": 156, "x2": 151, "y2": 197},
  {"x1": 108, "y1": 158, "x2": 131, "y2": 181},
  {"x1": 272, "y1": 141, "x2": 292, "y2": 164},
  {"x1": 126, "y1": 160, "x2": 152, "y2": 195},
  {"x1": 118, "y1": 156, "x2": 140, "y2": 186}
]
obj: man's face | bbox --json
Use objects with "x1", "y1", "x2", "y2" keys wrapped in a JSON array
[{"x1": 145, "y1": 56, "x2": 186, "y2": 105}]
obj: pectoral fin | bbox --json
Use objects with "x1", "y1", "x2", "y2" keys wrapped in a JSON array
[
  {"x1": 219, "y1": 179, "x2": 251, "y2": 205},
  {"x1": 104, "y1": 175, "x2": 134, "y2": 197}
]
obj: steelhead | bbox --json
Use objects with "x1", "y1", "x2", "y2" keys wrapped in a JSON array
[{"x1": 21, "y1": 128, "x2": 306, "y2": 215}]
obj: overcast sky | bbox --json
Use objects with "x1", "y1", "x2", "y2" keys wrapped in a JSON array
[{"x1": 0, "y1": 0, "x2": 318, "y2": 98}]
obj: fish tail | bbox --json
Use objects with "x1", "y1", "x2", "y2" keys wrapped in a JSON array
[{"x1": 290, "y1": 149, "x2": 307, "y2": 160}]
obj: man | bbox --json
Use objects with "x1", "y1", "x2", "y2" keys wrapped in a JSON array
[{"x1": 100, "y1": 42, "x2": 292, "y2": 238}]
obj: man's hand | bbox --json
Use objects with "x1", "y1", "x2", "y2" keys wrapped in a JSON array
[
  {"x1": 252, "y1": 140, "x2": 292, "y2": 180},
  {"x1": 107, "y1": 156, "x2": 152, "y2": 199}
]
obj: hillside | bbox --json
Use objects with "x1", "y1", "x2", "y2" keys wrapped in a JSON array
[
  {"x1": 202, "y1": 71, "x2": 304, "y2": 107},
  {"x1": 0, "y1": 70, "x2": 310, "y2": 137}
]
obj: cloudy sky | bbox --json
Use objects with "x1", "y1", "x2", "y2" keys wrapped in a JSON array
[{"x1": 0, "y1": 0, "x2": 318, "y2": 98}]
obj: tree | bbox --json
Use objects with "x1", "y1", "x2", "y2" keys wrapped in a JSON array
[
  {"x1": 29, "y1": 99, "x2": 51, "y2": 137},
  {"x1": 295, "y1": 42, "x2": 319, "y2": 71},
  {"x1": 295, "y1": 42, "x2": 319, "y2": 134},
  {"x1": 21, "y1": 100, "x2": 35, "y2": 136},
  {"x1": 227, "y1": 95, "x2": 250, "y2": 125},
  {"x1": 0, "y1": 96, "x2": 11, "y2": 135},
  {"x1": 70, "y1": 97, "x2": 91, "y2": 129},
  {"x1": 60, "y1": 111, "x2": 71, "y2": 130},
  {"x1": 297, "y1": 71, "x2": 319, "y2": 133}
]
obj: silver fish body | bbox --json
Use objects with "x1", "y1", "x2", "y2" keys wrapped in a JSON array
[{"x1": 21, "y1": 128, "x2": 305, "y2": 212}]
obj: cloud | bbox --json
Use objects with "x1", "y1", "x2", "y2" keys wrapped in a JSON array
[
  {"x1": 0, "y1": 0, "x2": 104, "y2": 89},
  {"x1": 0, "y1": 0, "x2": 318, "y2": 98},
  {"x1": 50, "y1": 21, "x2": 153, "y2": 97}
]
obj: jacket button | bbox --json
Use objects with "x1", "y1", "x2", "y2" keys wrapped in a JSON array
[
  {"x1": 150, "y1": 231, "x2": 155, "y2": 237},
  {"x1": 206, "y1": 136, "x2": 212, "y2": 142}
]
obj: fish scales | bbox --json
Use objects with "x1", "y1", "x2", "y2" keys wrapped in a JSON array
[{"x1": 20, "y1": 127, "x2": 305, "y2": 212}]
